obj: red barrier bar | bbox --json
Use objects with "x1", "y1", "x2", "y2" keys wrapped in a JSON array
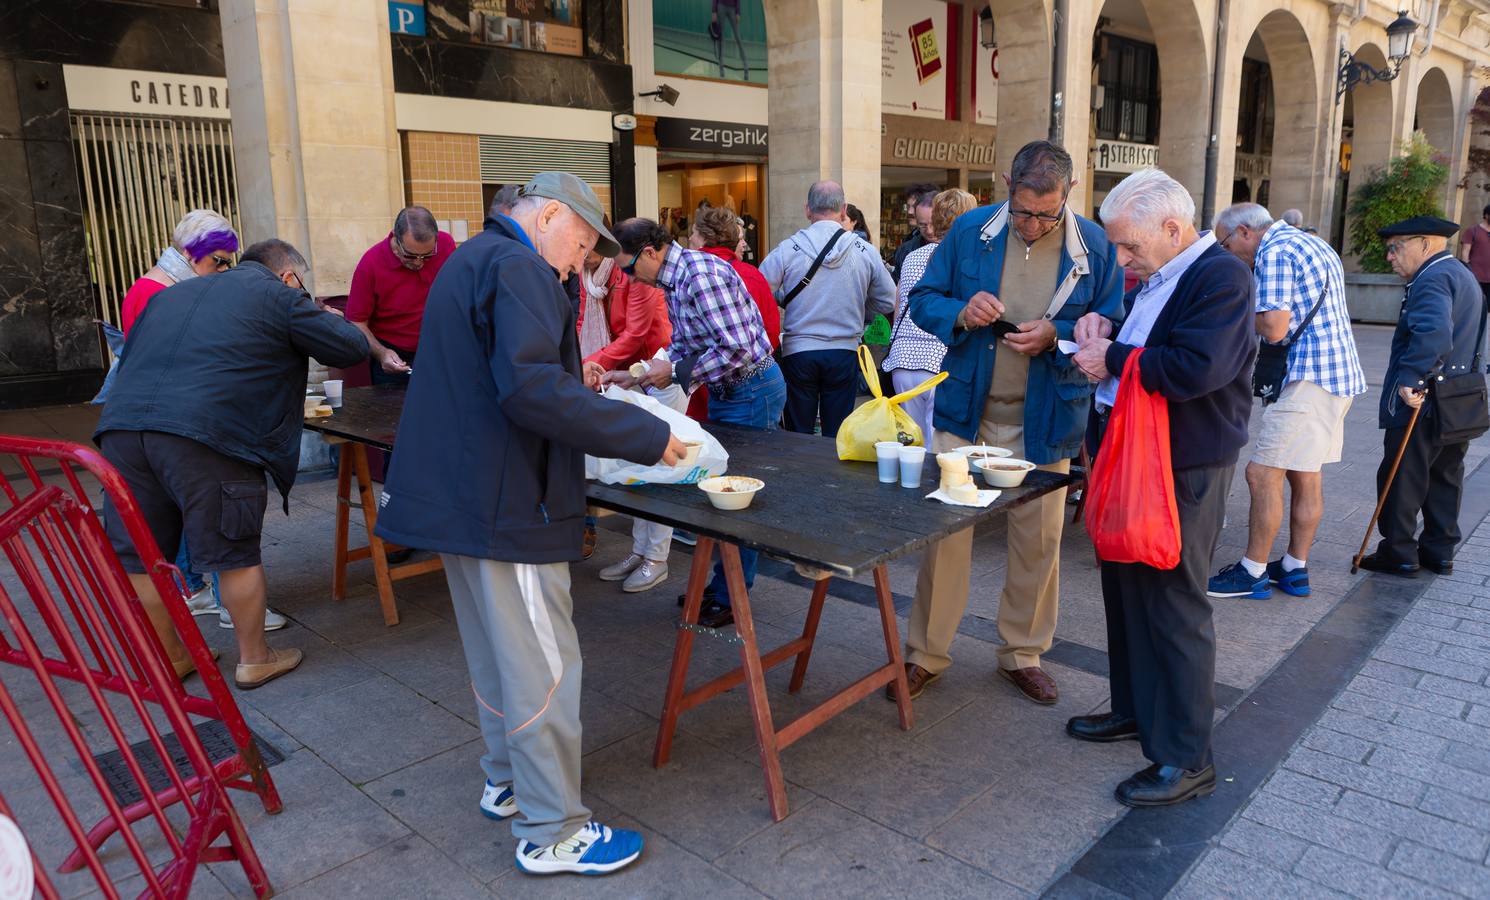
[{"x1": 0, "y1": 435, "x2": 278, "y2": 898}]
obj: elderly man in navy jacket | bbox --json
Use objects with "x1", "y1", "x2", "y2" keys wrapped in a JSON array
[
  {"x1": 376, "y1": 173, "x2": 684, "y2": 877},
  {"x1": 1359, "y1": 215, "x2": 1488, "y2": 576},
  {"x1": 1066, "y1": 168, "x2": 1257, "y2": 808}
]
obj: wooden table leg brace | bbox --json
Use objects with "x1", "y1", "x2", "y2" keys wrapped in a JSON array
[
  {"x1": 653, "y1": 537, "x2": 914, "y2": 821},
  {"x1": 329, "y1": 442, "x2": 443, "y2": 626}
]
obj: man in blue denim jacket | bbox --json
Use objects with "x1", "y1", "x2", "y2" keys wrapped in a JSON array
[{"x1": 893, "y1": 141, "x2": 1127, "y2": 705}]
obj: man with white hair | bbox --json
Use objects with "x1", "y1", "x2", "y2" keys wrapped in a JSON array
[
  {"x1": 1206, "y1": 203, "x2": 1365, "y2": 600},
  {"x1": 376, "y1": 173, "x2": 687, "y2": 876},
  {"x1": 1067, "y1": 168, "x2": 1256, "y2": 807},
  {"x1": 1281, "y1": 208, "x2": 1304, "y2": 229}
]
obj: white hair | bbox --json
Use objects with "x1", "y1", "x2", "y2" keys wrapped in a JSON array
[
  {"x1": 1281, "y1": 208, "x2": 1304, "y2": 228},
  {"x1": 1099, "y1": 168, "x2": 1196, "y2": 231},
  {"x1": 1214, "y1": 202, "x2": 1274, "y2": 233},
  {"x1": 170, "y1": 208, "x2": 237, "y2": 257}
]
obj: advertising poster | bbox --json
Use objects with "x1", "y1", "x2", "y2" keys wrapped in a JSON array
[
  {"x1": 653, "y1": 0, "x2": 769, "y2": 85},
  {"x1": 882, "y1": 0, "x2": 952, "y2": 120},
  {"x1": 468, "y1": 0, "x2": 583, "y2": 56}
]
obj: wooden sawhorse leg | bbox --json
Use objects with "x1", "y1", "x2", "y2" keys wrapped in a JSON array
[
  {"x1": 653, "y1": 540, "x2": 913, "y2": 822},
  {"x1": 328, "y1": 442, "x2": 443, "y2": 626}
]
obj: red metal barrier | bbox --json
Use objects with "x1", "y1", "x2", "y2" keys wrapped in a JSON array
[{"x1": 0, "y1": 435, "x2": 279, "y2": 898}]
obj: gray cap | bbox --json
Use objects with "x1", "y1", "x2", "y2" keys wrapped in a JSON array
[{"x1": 519, "y1": 172, "x2": 620, "y2": 257}]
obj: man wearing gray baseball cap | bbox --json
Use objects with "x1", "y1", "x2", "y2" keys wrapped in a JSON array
[{"x1": 377, "y1": 172, "x2": 685, "y2": 876}]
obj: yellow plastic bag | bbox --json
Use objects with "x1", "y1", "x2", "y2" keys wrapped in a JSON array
[{"x1": 836, "y1": 346, "x2": 948, "y2": 461}]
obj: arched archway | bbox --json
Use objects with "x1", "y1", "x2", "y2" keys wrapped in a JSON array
[
  {"x1": 1337, "y1": 42, "x2": 1396, "y2": 259},
  {"x1": 1234, "y1": 10, "x2": 1318, "y2": 220}
]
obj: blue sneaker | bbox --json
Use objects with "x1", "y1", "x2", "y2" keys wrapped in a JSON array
[
  {"x1": 1266, "y1": 559, "x2": 1311, "y2": 597},
  {"x1": 515, "y1": 820, "x2": 643, "y2": 876},
  {"x1": 1207, "y1": 562, "x2": 1271, "y2": 599},
  {"x1": 479, "y1": 780, "x2": 518, "y2": 820}
]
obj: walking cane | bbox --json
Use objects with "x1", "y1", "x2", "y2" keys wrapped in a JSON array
[{"x1": 1351, "y1": 401, "x2": 1424, "y2": 573}]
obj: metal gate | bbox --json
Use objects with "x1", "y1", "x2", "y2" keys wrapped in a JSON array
[{"x1": 71, "y1": 113, "x2": 243, "y2": 328}]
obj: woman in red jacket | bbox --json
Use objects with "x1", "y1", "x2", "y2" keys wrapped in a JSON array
[
  {"x1": 685, "y1": 206, "x2": 781, "y2": 422},
  {"x1": 576, "y1": 241, "x2": 682, "y2": 591}
]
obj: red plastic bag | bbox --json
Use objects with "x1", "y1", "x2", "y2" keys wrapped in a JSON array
[{"x1": 1083, "y1": 349, "x2": 1182, "y2": 569}]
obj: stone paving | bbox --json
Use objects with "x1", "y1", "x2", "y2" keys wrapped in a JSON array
[{"x1": 1, "y1": 324, "x2": 1488, "y2": 898}]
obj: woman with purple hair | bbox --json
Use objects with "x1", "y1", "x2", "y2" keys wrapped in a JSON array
[{"x1": 120, "y1": 208, "x2": 238, "y2": 335}]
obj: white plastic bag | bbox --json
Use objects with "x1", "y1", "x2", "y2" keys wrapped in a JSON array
[{"x1": 585, "y1": 385, "x2": 728, "y2": 485}]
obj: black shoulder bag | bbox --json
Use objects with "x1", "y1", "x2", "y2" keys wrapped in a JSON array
[
  {"x1": 1431, "y1": 301, "x2": 1489, "y2": 445},
  {"x1": 1253, "y1": 287, "x2": 1328, "y2": 405},
  {"x1": 779, "y1": 228, "x2": 848, "y2": 307}
]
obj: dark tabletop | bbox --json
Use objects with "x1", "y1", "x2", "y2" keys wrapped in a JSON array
[{"x1": 306, "y1": 384, "x2": 1080, "y2": 576}]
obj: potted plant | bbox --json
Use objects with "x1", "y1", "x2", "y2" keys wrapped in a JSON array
[{"x1": 1343, "y1": 132, "x2": 1449, "y2": 321}]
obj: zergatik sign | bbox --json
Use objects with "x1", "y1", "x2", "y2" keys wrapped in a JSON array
[{"x1": 655, "y1": 117, "x2": 769, "y2": 154}]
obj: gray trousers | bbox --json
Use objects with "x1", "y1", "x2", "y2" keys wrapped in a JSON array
[{"x1": 441, "y1": 553, "x2": 588, "y2": 846}]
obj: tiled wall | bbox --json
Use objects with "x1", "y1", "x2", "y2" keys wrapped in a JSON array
[{"x1": 401, "y1": 131, "x2": 484, "y2": 240}]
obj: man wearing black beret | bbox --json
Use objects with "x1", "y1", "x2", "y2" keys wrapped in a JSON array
[{"x1": 1360, "y1": 215, "x2": 1487, "y2": 576}]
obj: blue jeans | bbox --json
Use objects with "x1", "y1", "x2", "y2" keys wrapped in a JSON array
[
  {"x1": 174, "y1": 540, "x2": 206, "y2": 594},
  {"x1": 704, "y1": 363, "x2": 786, "y2": 605}
]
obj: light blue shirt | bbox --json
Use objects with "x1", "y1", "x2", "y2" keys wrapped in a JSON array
[{"x1": 1095, "y1": 231, "x2": 1217, "y2": 410}]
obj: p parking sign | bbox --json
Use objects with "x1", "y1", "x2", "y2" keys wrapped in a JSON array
[{"x1": 388, "y1": 1, "x2": 426, "y2": 36}]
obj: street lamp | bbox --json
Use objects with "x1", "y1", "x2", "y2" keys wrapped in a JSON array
[
  {"x1": 979, "y1": 5, "x2": 996, "y2": 50},
  {"x1": 1336, "y1": 10, "x2": 1418, "y2": 101}
]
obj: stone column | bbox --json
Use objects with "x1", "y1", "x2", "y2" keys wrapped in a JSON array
[
  {"x1": 219, "y1": 0, "x2": 403, "y2": 297},
  {"x1": 989, "y1": 0, "x2": 1053, "y2": 205},
  {"x1": 763, "y1": 0, "x2": 883, "y2": 247}
]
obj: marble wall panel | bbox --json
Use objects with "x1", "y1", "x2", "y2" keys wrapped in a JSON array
[
  {"x1": 389, "y1": 34, "x2": 632, "y2": 112},
  {"x1": 0, "y1": 0, "x2": 224, "y2": 75}
]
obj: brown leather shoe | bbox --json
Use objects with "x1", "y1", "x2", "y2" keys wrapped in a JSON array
[
  {"x1": 581, "y1": 526, "x2": 598, "y2": 560},
  {"x1": 1000, "y1": 666, "x2": 1058, "y2": 705},
  {"x1": 885, "y1": 663, "x2": 940, "y2": 701},
  {"x1": 234, "y1": 648, "x2": 304, "y2": 690}
]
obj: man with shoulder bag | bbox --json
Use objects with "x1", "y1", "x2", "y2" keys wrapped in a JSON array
[
  {"x1": 1205, "y1": 204, "x2": 1366, "y2": 600},
  {"x1": 1358, "y1": 216, "x2": 1489, "y2": 577}
]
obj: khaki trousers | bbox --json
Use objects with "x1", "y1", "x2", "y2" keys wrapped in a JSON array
[{"x1": 906, "y1": 421, "x2": 1069, "y2": 673}]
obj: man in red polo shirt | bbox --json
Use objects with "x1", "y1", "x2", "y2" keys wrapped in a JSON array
[{"x1": 347, "y1": 206, "x2": 456, "y2": 384}]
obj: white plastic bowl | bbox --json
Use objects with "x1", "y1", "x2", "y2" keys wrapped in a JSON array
[
  {"x1": 698, "y1": 476, "x2": 764, "y2": 510},
  {"x1": 976, "y1": 457, "x2": 1036, "y2": 488}
]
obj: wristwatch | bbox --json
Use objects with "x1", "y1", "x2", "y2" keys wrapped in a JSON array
[{"x1": 670, "y1": 361, "x2": 679, "y2": 385}]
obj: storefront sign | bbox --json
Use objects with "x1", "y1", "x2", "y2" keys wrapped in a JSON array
[
  {"x1": 973, "y1": 40, "x2": 998, "y2": 127},
  {"x1": 1094, "y1": 139, "x2": 1158, "y2": 174},
  {"x1": 1235, "y1": 152, "x2": 1272, "y2": 181},
  {"x1": 388, "y1": 1, "x2": 426, "y2": 36},
  {"x1": 883, "y1": 0, "x2": 953, "y2": 120},
  {"x1": 62, "y1": 65, "x2": 229, "y2": 120},
  {"x1": 888, "y1": 136, "x2": 995, "y2": 166},
  {"x1": 655, "y1": 117, "x2": 768, "y2": 154}
]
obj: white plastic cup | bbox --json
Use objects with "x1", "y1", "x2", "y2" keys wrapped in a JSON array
[
  {"x1": 875, "y1": 441, "x2": 902, "y2": 483},
  {"x1": 323, "y1": 379, "x2": 343, "y2": 401},
  {"x1": 898, "y1": 445, "x2": 927, "y2": 488}
]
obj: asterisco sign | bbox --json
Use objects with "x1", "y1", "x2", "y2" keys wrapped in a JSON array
[{"x1": 1094, "y1": 139, "x2": 1158, "y2": 174}]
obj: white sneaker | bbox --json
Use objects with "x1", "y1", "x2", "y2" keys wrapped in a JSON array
[
  {"x1": 621, "y1": 559, "x2": 668, "y2": 593},
  {"x1": 515, "y1": 820, "x2": 643, "y2": 876},
  {"x1": 598, "y1": 553, "x2": 644, "y2": 582},
  {"x1": 480, "y1": 780, "x2": 518, "y2": 820},
  {"x1": 218, "y1": 607, "x2": 288, "y2": 631},
  {"x1": 186, "y1": 586, "x2": 219, "y2": 617}
]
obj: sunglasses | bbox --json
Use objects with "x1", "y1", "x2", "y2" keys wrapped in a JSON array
[
  {"x1": 395, "y1": 238, "x2": 438, "y2": 261},
  {"x1": 211, "y1": 255, "x2": 232, "y2": 270},
  {"x1": 1384, "y1": 237, "x2": 1425, "y2": 256},
  {"x1": 1010, "y1": 205, "x2": 1065, "y2": 225},
  {"x1": 621, "y1": 252, "x2": 640, "y2": 276}
]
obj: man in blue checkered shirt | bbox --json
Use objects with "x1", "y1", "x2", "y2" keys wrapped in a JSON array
[{"x1": 1206, "y1": 203, "x2": 1366, "y2": 600}]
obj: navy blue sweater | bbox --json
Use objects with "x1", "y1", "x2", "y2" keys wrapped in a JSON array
[
  {"x1": 375, "y1": 216, "x2": 671, "y2": 563},
  {"x1": 1101, "y1": 242, "x2": 1257, "y2": 471}
]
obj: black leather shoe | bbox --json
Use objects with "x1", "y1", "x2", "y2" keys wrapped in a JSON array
[
  {"x1": 1066, "y1": 713, "x2": 1140, "y2": 743},
  {"x1": 1115, "y1": 763, "x2": 1216, "y2": 808},
  {"x1": 697, "y1": 597, "x2": 734, "y2": 629},
  {"x1": 1358, "y1": 553, "x2": 1419, "y2": 578},
  {"x1": 1419, "y1": 552, "x2": 1454, "y2": 575},
  {"x1": 677, "y1": 591, "x2": 718, "y2": 609}
]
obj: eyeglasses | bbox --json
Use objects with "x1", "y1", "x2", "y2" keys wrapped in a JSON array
[
  {"x1": 1217, "y1": 230, "x2": 1236, "y2": 250},
  {"x1": 1009, "y1": 205, "x2": 1065, "y2": 225},
  {"x1": 395, "y1": 238, "x2": 438, "y2": 261},
  {"x1": 1384, "y1": 237, "x2": 1426, "y2": 256},
  {"x1": 211, "y1": 255, "x2": 232, "y2": 271},
  {"x1": 621, "y1": 252, "x2": 640, "y2": 276}
]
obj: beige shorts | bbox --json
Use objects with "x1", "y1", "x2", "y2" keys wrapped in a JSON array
[{"x1": 1250, "y1": 379, "x2": 1353, "y2": 472}]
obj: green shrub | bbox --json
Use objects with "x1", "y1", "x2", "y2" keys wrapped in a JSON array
[{"x1": 1347, "y1": 131, "x2": 1449, "y2": 273}]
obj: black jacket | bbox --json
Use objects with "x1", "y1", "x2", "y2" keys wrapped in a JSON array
[
  {"x1": 890, "y1": 230, "x2": 927, "y2": 282},
  {"x1": 374, "y1": 215, "x2": 671, "y2": 563},
  {"x1": 1380, "y1": 251, "x2": 1487, "y2": 429},
  {"x1": 1101, "y1": 242, "x2": 1257, "y2": 471},
  {"x1": 95, "y1": 262, "x2": 369, "y2": 501}
]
